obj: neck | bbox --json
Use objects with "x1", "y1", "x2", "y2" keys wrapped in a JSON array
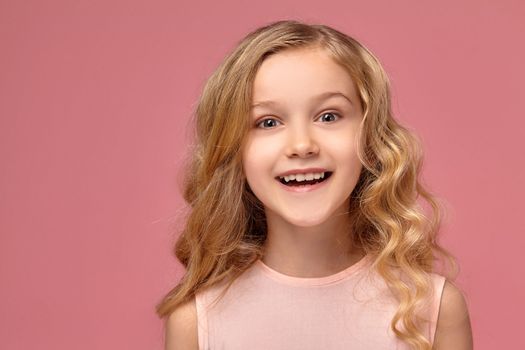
[{"x1": 261, "y1": 207, "x2": 365, "y2": 278}]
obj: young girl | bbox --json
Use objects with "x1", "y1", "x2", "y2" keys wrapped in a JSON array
[{"x1": 156, "y1": 20, "x2": 473, "y2": 350}]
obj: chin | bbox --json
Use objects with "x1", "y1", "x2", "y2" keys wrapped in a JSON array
[{"x1": 281, "y1": 210, "x2": 334, "y2": 228}]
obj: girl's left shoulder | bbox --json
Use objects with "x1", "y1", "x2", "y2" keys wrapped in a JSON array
[{"x1": 433, "y1": 279, "x2": 474, "y2": 349}]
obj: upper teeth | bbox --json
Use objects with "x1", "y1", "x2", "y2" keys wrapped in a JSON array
[{"x1": 279, "y1": 172, "x2": 326, "y2": 183}]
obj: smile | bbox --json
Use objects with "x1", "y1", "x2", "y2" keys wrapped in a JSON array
[{"x1": 275, "y1": 171, "x2": 333, "y2": 193}]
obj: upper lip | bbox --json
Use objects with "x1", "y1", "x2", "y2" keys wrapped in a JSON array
[{"x1": 276, "y1": 168, "x2": 330, "y2": 178}]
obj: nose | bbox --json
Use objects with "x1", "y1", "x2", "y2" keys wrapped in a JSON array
[{"x1": 285, "y1": 124, "x2": 320, "y2": 158}]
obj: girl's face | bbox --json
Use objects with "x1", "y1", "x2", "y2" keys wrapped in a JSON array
[{"x1": 242, "y1": 47, "x2": 364, "y2": 227}]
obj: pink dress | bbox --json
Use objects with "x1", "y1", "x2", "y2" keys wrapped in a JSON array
[{"x1": 195, "y1": 254, "x2": 445, "y2": 349}]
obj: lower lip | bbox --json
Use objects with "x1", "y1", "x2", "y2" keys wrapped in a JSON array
[{"x1": 276, "y1": 174, "x2": 332, "y2": 193}]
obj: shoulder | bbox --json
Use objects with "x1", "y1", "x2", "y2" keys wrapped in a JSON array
[
  {"x1": 432, "y1": 279, "x2": 473, "y2": 349},
  {"x1": 164, "y1": 296, "x2": 199, "y2": 350}
]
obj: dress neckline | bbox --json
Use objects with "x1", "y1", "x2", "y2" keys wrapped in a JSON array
[{"x1": 254, "y1": 253, "x2": 372, "y2": 287}]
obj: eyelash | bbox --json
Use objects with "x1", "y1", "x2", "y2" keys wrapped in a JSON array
[{"x1": 255, "y1": 112, "x2": 341, "y2": 129}]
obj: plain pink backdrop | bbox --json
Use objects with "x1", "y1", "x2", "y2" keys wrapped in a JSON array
[{"x1": 1, "y1": 0, "x2": 524, "y2": 349}]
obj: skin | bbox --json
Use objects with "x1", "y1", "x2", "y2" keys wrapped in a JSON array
[{"x1": 241, "y1": 46, "x2": 366, "y2": 278}]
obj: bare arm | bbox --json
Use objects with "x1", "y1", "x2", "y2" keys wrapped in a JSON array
[
  {"x1": 164, "y1": 297, "x2": 199, "y2": 350},
  {"x1": 433, "y1": 280, "x2": 474, "y2": 350}
]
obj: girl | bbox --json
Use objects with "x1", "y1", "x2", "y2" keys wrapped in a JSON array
[{"x1": 156, "y1": 20, "x2": 473, "y2": 350}]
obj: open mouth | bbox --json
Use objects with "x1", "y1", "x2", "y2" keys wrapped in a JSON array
[{"x1": 276, "y1": 171, "x2": 333, "y2": 187}]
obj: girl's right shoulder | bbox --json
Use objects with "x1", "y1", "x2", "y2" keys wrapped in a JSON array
[{"x1": 164, "y1": 296, "x2": 199, "y2": 350}]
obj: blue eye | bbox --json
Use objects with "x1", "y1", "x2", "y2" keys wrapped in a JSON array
[
  {"x1": 319, "y1": 112, "x2": 340, "y2": 122},
  {"x1": 256, "y1": 118, "x2": 282, "y2": 129}
]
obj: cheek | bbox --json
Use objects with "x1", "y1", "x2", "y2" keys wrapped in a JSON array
[
  {"x1": 242, "y1": 141, "x2": 268, "y2": 191},
  {"x1": 242, "y1": 137, "x2": 279, "y2": 173},
  {"x1": 342, "y1": 145, "x2": 362, "y2": 172},
  {"x1": 325, "y1": 131, "x2": 359, "y2": 155},
  {"x1": 326, "y1": 133, "x2": 362, "y2": 174},
  {"x1": 241, "y1": 143, "x2": 272, "y2": 204}
]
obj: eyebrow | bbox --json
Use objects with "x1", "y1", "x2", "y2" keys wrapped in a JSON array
[{"x1": 250, "y1": 91, "x2": 354, "y2": 110}]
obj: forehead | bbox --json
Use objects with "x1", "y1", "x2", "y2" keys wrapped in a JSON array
[{"x1": 251, "y1": 47, "x2": 358, "y2": 105}]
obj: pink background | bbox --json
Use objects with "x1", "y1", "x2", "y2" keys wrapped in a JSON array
[{"x1": 1, "y1": 0, "x2": 523, "y2": 349}]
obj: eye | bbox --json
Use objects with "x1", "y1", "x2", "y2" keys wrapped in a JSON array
[
  {"x1": 255, "y1": 118, "x2": 282, "y2": 129},
  {"x1": 318, "y1": 112, "x2": 340, "y2": 123}
]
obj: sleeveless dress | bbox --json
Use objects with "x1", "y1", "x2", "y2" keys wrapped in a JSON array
[{"x1": 195, "y1": 254, "x2": 446, "y2": 350}]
